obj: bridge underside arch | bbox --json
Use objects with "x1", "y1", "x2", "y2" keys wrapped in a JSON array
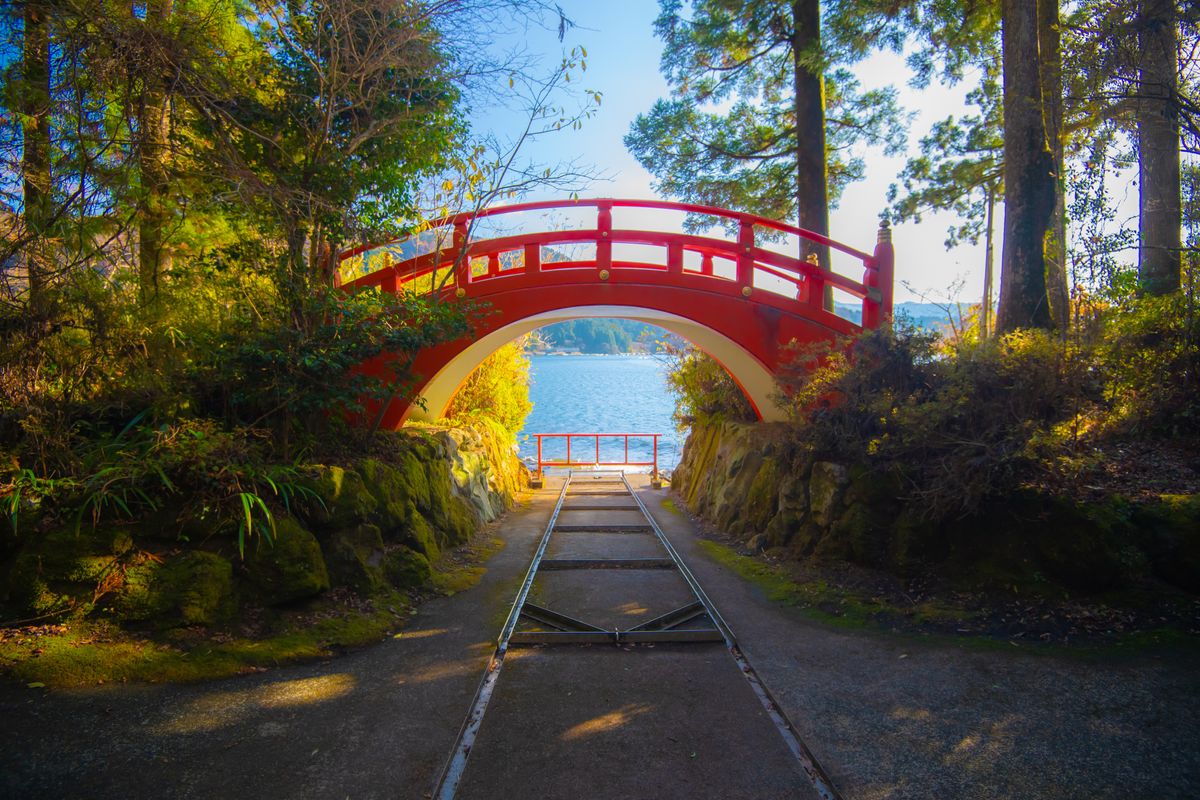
[
  {"x1": 410, "y1": 305, "x2": 782, "y2": 425},
  {"x1": 367, "y1": 282, "x2": 853, "y2": 430}
]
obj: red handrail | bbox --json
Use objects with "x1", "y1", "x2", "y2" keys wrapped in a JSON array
[
  {"x1": 529, "y1": 433, "x2": 661, "y2": 476},
  {"x1": 339, "y1": 198, "x2": 875, "y2": 263},
  {"x1": 337, "y1": 198, "x2": 894, "y2": 331}
]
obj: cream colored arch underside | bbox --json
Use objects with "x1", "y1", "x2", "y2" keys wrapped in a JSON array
[{"x1": 407, "y1": 305, "x2": 786, "y2": 425}]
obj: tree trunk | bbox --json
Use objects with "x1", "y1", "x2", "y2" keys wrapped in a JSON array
[
  {"x1": 996, "y1": 0, "x2": 1055, "y2": 334},
  {"x1": 137, "y1": 0, "x2": 174, "y2": 307},
  {"x1": 1039, "y1": 0, "x2": 1070, "y2": 334},
  {"x1": 285, "y1": 223, "x2": 308, "y2": 329},
  {"x1": 792, "y1": 0, "x2": 832, "y2": 309},
  {"x1": 982, "y1": 183, "x2": 996, "y2": 339},
  {"x1": 1137, "y1": 0, "x2": 1182, "y2": 295},
  {"x1": 22, "y1": 0, "x2": 51, "y2": 314}
]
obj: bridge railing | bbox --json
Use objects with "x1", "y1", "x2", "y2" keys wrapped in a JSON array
[
  {"x1": 526, "y1": 432, "x2": 662, "y2": 475},
  {"x1": 338, "y1": 198, "x2": 894, "y2": 330}
]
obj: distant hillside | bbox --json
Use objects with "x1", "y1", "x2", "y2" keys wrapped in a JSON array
[
  {"x1": 834, "y1": 301, "x2": 972, "y2": 331},
  {"x1": 531, "y1": 319, "x2": 680, "y2": 354}
]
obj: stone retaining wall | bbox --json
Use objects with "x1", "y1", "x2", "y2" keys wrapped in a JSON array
[
  {"x1": 2, "y1": 424, "x2": 526, "y2": 628},
  {"x1": 672, "y1": 421, "x2": 1200, "y2": 594}
]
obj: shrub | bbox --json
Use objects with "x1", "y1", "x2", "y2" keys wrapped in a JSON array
[
  {"x1": 443, "y1": 339, "x2": 533, "y2": 444},
  {"x1": 776, "y1": 323, "x2": 1098, "y2": 520},
  {"x1": 663, "y1": 346, "x2": 756, "y2": 429},
  {"x1": 191, "y1": 287, "x2": 471, "y2": 449},
  {"x1": 1097, "y1": 281, "x2": 1200, "y2": 438}
]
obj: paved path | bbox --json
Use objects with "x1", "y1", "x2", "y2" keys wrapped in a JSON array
[
  {"x1": 450, "y1": 473, "x2": 820, "y2": 799},
  {"x1": 2, "y1": 476, "x2": 1198, "y2": 799}
]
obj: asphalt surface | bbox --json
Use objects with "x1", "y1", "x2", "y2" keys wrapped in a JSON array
[
  {"x1": 2, "y1": 475, "x2": 1198, "y2": 799},
  {"x1": 454, "y1": 474, "x2": 817, "y2": 799}
]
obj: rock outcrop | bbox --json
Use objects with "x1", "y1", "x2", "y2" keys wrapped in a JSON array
[
  {"x1": 672, "y1": 421, "x2": 1200, "y2": 594},
  {"x1": 0, "y1": 424, "x2": 526, "y2": 627}
]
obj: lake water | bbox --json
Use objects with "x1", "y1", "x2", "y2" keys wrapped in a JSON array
[{"x1": 517, "y1": 354, "x2": 686, "y2": 473}]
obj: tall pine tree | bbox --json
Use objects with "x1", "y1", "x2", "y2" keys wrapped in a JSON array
[{"x1": 626, "y1": 0, "x2": 906, "y2": 272}]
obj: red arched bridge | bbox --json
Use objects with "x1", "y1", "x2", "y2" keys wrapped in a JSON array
[{"x1": 338, "y1": 198, "x2": 893, "y2": 428}]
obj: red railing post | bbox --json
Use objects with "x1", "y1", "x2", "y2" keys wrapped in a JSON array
[
  {"x1": 863, "y1": 219, "x2": 894, "y2": 329},
  {"x1": 597, "y1": 202, "x2": 613, "y2": 272},
  {"x1": 736, "y1": 219, "x2": 755, "y2": 289},
  {"x1": 524, "y1": 242, "x2": 540, "y2": 274},
  {"x1": 652, "y1": 435, "x2": 658, "y2": 476},
  {"x1": 667, "y1": 243, "x2": 683, "y2": 275},
  {"x1": 537, "y1": 435, "x2": 543, "y2": 472},
  {"x1": 379, "y1": 268, "x2": 397, "y2": 293},
  {"x1": 805, "y1": 253, "x2": 826, "y2": 314},
  {"x1": 566, "y1": 436, "x2": 572, "y2": 466},
  {"x1": 595, "y1": 435, "x2": 600, "y2": 466}
]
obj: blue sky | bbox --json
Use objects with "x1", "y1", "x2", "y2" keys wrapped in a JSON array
[{"x1": 472, "y1": 0, "x2": 993, "y2": 305}]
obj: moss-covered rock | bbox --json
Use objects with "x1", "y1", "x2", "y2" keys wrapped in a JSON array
[
  {"x1": 449, "y1": 437, "x2": 499, "y2": 519},
  {"x1": 1132, "y1": 494, "x2": 1200, "y2": 592},
  {"x1": 826, "y1": 502, "x2": 889, "y2": 566},
  {"x1": 398, "y1": 448, "x2": 433, "y2": 512},
  {"x1": 117, "y1": 551, "x2": 234, "y2": 627},
  {"x1": 245, "y1": 517, "x2": 330, "y2": 605},
  {"x1": 788, "y1": 520, "x2": 824, "y2": 557},
  {"x1": 426, "y1": 458, "x2": 479, "y2": 547},
  {"x1": 357, "y1": 458, "x2": 412, "y2": 532},
  {"x1": 713, "y1": 451, "x2": 764, "y2": 536},
  {"x1": 9, "y1": 526, "x2": 134, "y2": 616},
  {"x1": 744, "y1": 460, "x2": 780, "y2": 535},
  {"x1": 945, "y1": 492, "x2": 1133, "y2": 594},
  {"x1": 303, "y1": 466, "x2": 379, "y2": 531},
  {"x1": 384, "y1": 545, "x2": 432, "y2": 589},
  {"x1": 764, "y1": 511, "x2": 798, "y2": 548},
  {"x1": 443, "y1": 497, "x2": 478, "y2": 548},
  {"x1": 323, "y1": 524, "x2": 389, "y2": 594},
  {"x1": 402, "y1": 504, "x2": 441, "y2": 562},
  {"x1": 809, "y1": 462, "x2": 849, "y2": 528},
  {"x1": 890, "y1": 507, "x2": 943, "y2": 572},
  {"x1": 1029, "y1": 496, "x2": 1131, "y2": 593}
]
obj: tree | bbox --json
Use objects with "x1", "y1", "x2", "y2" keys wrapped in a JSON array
[
  {"x1": 19, "y1": 0, "x2": 50, "y2": 314},
  {"x1": 887, "y1": 52, "x2": 1003, "y2": 336},
  {"x1": 1040, "y1": 0, "x2": 1071, "y2": 331},
  {"x1": 134, "y1": 0, "x2": 175, "y2": 306},
  {"x1": 1137, "y1": 0, "x2": 1183, "y2": 295},
  {"x1": 177, "y1": 0, "x2": 460, "y2": 326},
  {"x1": 625, "y1": 0, "x2": 906, "y2": 272},
  {"x1": 881, "y1": 0, "x2": 1073, "y2": 335},
  {"x1": 1063, "y1": 0, "x2": 1198, "y2": 297},
  {"x1": 996, "y1": 0, "x2": 1056, "y2": 333}
]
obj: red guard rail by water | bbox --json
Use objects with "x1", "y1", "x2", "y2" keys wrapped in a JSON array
[
  {"x1": 529, "y1": 433, "x2": 662, "y2": 474},
  {"x1": 337, "y1": 198, "x2": 895, "y2": 427}
]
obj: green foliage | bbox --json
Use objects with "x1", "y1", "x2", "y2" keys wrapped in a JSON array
[
  {"x1": 443, "y1": 340, "x2": 533, "y2": 443},
  {"x1": 777, "y1": 324, "x2": 1098, "y2": 519},
  {"x1": 887, "y1": 60, "x2": 1002, "y2": 248},
  {"x1": 4, "y1": 469, "x2": 65, "y2": 536},
  {"x1": 663, "y1": 346, "x2": 756, "y2": 429},
  {"x1": 1098, "y1": 281, "x2": 1200, "y2": 438},
  {"x1": 1, "y1": 418, "x2": 331, "y2": 559},
  {"x1": 184, "y1": 0, "x2": 462, "y2": 312},
  {"x1": 626, "y1": 0, "x2": 908, "y2": 231},
  {"x1": 192, "y1": 287, "x2": 471, "y2": 431}
]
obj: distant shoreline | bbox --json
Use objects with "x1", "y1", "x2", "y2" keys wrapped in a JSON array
[{"x1": 528, "y1": 350, "x2": 661, "y2": 357}]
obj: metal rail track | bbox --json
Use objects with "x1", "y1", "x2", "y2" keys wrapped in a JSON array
[{"x1": 431, "y1": 471, "x2": 842, "y2": 800}]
